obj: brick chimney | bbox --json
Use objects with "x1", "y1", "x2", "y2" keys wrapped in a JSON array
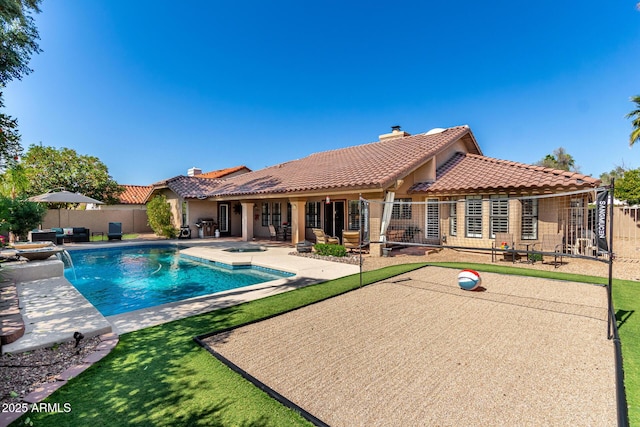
[{"x1": 379, "y1": 125, "x2": 410, "y2": 141}]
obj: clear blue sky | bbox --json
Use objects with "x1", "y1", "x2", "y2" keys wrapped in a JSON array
[{"x1": 4, "y1": 1, "x2": 640, "y2": 185}]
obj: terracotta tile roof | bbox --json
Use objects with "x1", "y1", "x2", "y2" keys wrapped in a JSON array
[
  {"x1": 118, "y1": 185, "x2": 153, "y2": 204},
  {"x1": 196, "y1": 165, "x2": 251, "y2": 179},
  {"x1": 203, "y1": 126, "x2": 476, "y2": 197},
  {"x1": 164, "y1": 176, "x2": 224, "y2": 199},
  {"x1": 409, "y1": 153, "x2": 600, "y2": 194}
]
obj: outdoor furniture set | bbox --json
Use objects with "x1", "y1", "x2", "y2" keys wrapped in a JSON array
[
  {"x1": 491, "y1": 232, "x2": 567, "y2": 268},
  {"x1": 29, "y1": 222, "x2": 122, "y2": 244}
]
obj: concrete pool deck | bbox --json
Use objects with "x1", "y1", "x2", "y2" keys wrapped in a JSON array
[{"x1": 4, "y1": 241, "x2": 359, "y2": 352}]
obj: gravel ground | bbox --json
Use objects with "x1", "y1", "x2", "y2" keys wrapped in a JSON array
[
  {"x1": 205, "y1": 266, "x2": 616, "y2": 426},
  {"x1": 0, "y1": 336, "x2": 102, "y2": 405}
]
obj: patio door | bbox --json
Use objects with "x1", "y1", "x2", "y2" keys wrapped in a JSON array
[
  {"x1": 218, "y1": 203, "x2": 230, "y2": 235},
  {"x1": 324, "y1": 200, "x2": 345, "y2": 242}
]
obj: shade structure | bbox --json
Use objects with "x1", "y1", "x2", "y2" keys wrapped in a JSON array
[{"x1": 28, "y1": 190, "x2": 104, "y2": 204}]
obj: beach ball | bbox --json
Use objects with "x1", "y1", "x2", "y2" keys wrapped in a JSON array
[{"x1": 458, "y1": 269, "x2": 482, "y2": 291}]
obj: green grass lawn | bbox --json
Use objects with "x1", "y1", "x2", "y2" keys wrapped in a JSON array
[
  {"x1": 15, "y1": 261, "x2": 640, "y2": 426},
  {"x1": 89, "y1": 233, "x2": 139, "y2": 242}
]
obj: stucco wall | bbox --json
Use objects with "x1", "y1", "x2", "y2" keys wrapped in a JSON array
[{"x1": 42, "y1": 209, "x2": 152, "y2": 234}]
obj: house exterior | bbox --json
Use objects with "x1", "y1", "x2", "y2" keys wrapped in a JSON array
[
  {"x1": 147, "y1": 166, "x2": 252, "y2": 238},
  {"x1": 147, "y1": 126, "x2": 600, "y2": 256}
]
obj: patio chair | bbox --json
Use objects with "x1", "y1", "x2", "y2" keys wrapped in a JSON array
[
  {"x1": 492, "y1": 233, "x2": 516, "y2": 263},
  {"x1": 108, "y1": 222, "x2": 123, "y2": 241},
  {"x1": 541, "y1": 233, "x2": 564, "y2": 268},
  {"x1": 580, "y1": 230, "x2": 599, "y2": 257},
  {"x1": 312, "y1": 228, "x2": 339, "y2": 244},
  {"x1": 268, "y1": 225, "x2": 277, "y2": 240},
  {"x1": 342, "y1": 230, "x2": 362, "y2": 252}
]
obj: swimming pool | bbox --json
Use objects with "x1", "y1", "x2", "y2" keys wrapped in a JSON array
[{"x1": 64, "y1": 245, "x2": 293, "y2": 317}]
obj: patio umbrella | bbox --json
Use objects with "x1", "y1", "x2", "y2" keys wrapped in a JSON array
[{"x1": 28, "y1": 190, "x2": 104, "y2": 204}]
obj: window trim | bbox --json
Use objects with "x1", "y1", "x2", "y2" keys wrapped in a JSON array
[
  {"x1": 521, "y1": 198, "x2": 538, "y2": 240},
  {"x1": 449, "y1": 200, "x2": 457, "y2": 236},
  {"x1": 490, "y1": 195, "x2": 509, "y2": 238},
  {"x1": 392, "y1": 198, "x2": 412, "y2": 220},
  {"x1": 305, "y1": 201, "x2": 321, "y2": 229},
  {"x1": 465, "y1": 195, "x2": 482, "y2": 238},
  {"x1": 261, "y1": 202, "x2": 270, "y2": 227}
]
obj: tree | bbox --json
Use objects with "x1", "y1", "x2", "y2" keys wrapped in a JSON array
[
  {"x1": 147, "y1": 194, "x2": 177, "y2": 238},
  {"x1": 0, "y1": 0, "x2": 42, "y2": 161},
  {"x1": 0, "y1": 195, "x2": 46, "y2": 241},
  {"x1": 0, "y1": 0, "x2": 42, "y2": 85},
  {"x1": 535, "y1": 147, "x2": 579, "y2": 172},
  {"x1": 626, "y1": 95, "x2": 640, "y2": 147},
  {"x1": 0, "y1": 97, "x2": 22, "y2": 164},
  {"x1": 0, "y1": 155, "x2": 28, "y2": 198},
  {"x1": 615, "y1": 168, "x2": 640, "y2": 205},
  {"x1": 599, "y1": 165, "x2": 627, "y2": 187},
  {"x1": 21, "y1": 144, "x2": 124, "y2": 204}
]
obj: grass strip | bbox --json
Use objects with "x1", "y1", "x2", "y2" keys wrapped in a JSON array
[{"x1": 18, "y1": 263, "x2": 426, "y2": 427}]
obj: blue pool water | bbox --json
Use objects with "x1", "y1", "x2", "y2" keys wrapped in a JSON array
[{"x1": 64, "y1": 245, "x2": 293, "y2": 317}]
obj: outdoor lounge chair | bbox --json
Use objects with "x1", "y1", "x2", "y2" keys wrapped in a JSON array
[
  {"x1": 312, "y1": 228, "x2": 339, "y2": 244},
  {"x1": 108, "y1": 222, "x2": 123, "y2": 240},
  {"x1": 541, "y1": 233, "x2": 564, "y2": 268},
  {"x1": 342, "y1": 230, "x2": 362, "y2": 252},
  {"x1": 268, "y1": 225, "x2": 277, "y2": 240}
]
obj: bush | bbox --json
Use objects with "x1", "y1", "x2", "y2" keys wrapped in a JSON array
[
  {"x1": 314, "y1": 243, "x2": 347, "y2": 257},
  {"x1": 0, "y1": 196, "x2": 47, "y2": 241},
  {"x1": 147, "y1": 195, "x2": 177, "y2": 238}
]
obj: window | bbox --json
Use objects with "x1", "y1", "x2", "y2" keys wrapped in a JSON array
[
  {"x1": 521, "y1": 198, "x2": 538, "y2": 240},
  {"x1": 392, "y1": 198, "x2": 412, "y2": 219},
  {"x1": 181, "y1": 201, "x2": 188, "y2": 227},
  {"x1": 305, "y1": 201, "x2": 321, "y2": 228},
  {"x1": 426, "y1": 198, "x2": 439, "y2": 239},
  {"x1": 348, "y1": 200, "x2": 362, "y2": 230},
  {"x1": 272, "y1": 202, "x2": 281, "y2": 226},
  {"x1": 465, "y1": 196, "x2": 482, "y2": 238},
  {"x1": 449, "y1": 200, "x2": 457, "y2": 236},
  {"x1": 490, "y1": 195, "x2": 509, "y2": 238},
  {"x1": 261, "y1": 202, "x2": 270, "y2": 227}
]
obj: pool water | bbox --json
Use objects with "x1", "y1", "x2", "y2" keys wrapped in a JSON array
[{"x1": 65, "y1": 245, "x2": 293, "y2": 317}]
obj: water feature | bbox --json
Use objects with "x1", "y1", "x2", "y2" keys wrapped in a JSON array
[{"x1": 57, "y1": 249, "x2": 77, "y2": 280}]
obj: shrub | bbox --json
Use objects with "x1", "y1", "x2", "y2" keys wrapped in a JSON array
[
  {"x1": 529, "y1": 253, "x2": 543, "y2": 262},
  {"x1": 147, "y1": 195, "x2": 177, "y2": 238},
  {"x1": 0, "y1": 196, "x2": 46, "y2": 241},
  {"x1": 314, "y1": 243, "x2": 347, "y2": 257}
]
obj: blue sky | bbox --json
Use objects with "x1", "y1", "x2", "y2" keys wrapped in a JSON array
[{"x1": 4, "y1": 1, "x2": 640, "y2": 185}]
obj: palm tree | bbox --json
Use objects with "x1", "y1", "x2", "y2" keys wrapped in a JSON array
[{"x1": 626, "y1": 95, "x2": 640, "y2": 147}]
